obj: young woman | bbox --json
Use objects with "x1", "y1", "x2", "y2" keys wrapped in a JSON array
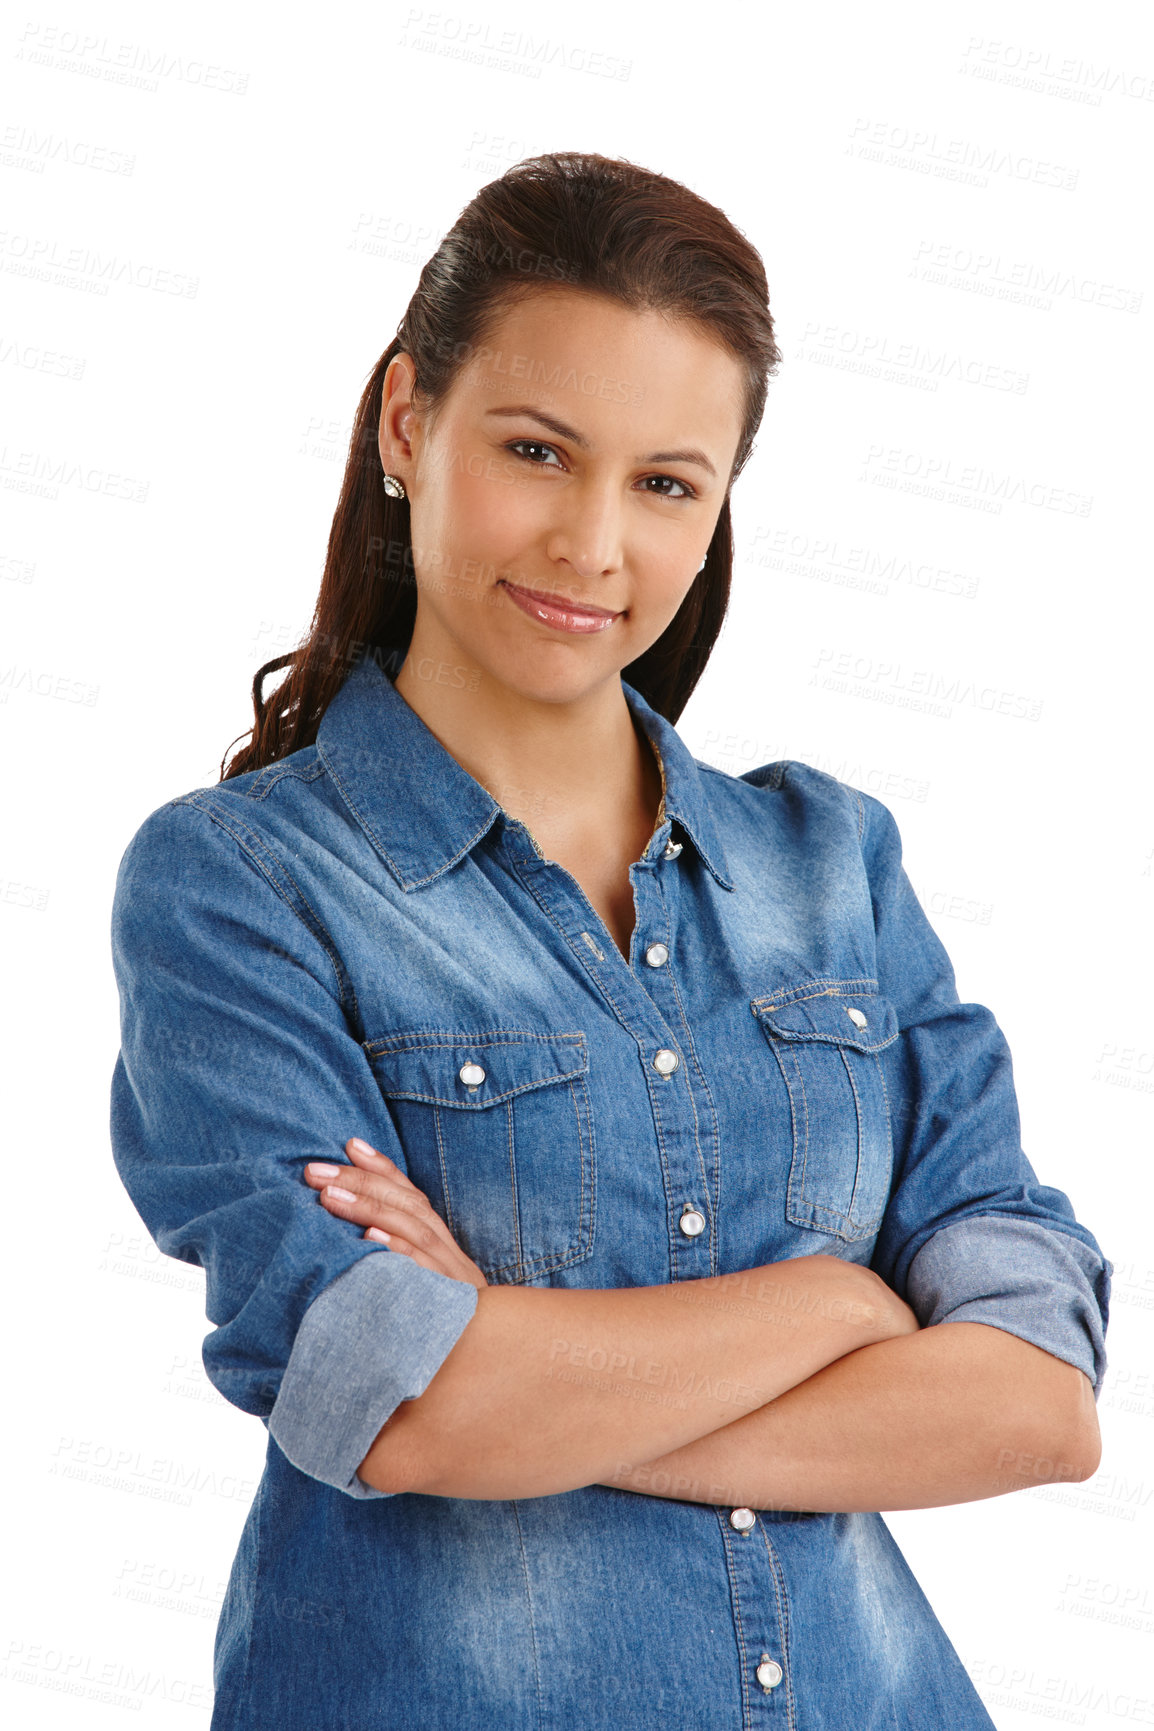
[{"x1": 110, "y1": 152, "x2": 1110, "y2": 1730}]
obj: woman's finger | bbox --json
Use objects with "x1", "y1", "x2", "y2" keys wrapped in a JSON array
[
  {"x1": 310, "y1": 1164, "x2": 476, "y2": 1273},
  {"x1": 355, "y1": 1203, "x2": 487, "y2": 1290},
  {"x1": 310, "y1": 1169, "x2": 444, "y2": 1239},
  {"x1": 344, "y1": 1137, "x2": 419, "y2": 1185},
  {"x1": 303, "y1": 1151, "x2": 488, "y2": 1288}
]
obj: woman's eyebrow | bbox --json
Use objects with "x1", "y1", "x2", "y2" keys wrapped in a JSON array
[{"x1": 484, "y1": 403, "x2": 718, "y2": 480}]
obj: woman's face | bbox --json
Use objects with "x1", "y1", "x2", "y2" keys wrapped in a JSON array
[{"x1": 379, "y1": 286, "x2": 748, "y2": 707}]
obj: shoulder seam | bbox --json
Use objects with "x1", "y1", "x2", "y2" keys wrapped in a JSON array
[
  {"x1": 171, "y1": 793, "x2": 361, "y2": 1029},
  {"x1": 245, "y1": 755, "x2": 327, "y2": 800}
]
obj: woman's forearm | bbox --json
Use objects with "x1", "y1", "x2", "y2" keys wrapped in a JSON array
[
  {"x1": 360, "y1": 1256, "x2": 918, "y2": 1499},
  {"x1": 598, "y1": 1322, "x2": 1101, "y2": 1513}
]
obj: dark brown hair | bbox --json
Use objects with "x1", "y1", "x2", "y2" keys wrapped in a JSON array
[{"x1": 221, "y1": 150, "x2": 780, "y2": 781}]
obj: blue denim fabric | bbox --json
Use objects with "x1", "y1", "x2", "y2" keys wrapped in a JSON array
[{"x1": 109, "y1": 651, "x2": 1111, "y2": 1730}]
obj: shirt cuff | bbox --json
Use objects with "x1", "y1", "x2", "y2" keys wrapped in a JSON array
[
  {"x1": 905, "y1": 1215, "x2": 1111, "y2": 1398},
  {"x1": 268, "y1": 1250, "x2": 480, "y2": 1498}
]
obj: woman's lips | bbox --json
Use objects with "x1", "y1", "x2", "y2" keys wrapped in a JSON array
[{"x1": 498, "y1": 579, "x2": 621, "y2": 635}]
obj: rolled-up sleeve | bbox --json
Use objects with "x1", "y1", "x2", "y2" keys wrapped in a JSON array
[
  {"x1": 854, "y1": 787, "x2": 1111, "y2": 1397},
  {"x1": 109, "y1": 797, "x2": 479, "y2": 1498}
]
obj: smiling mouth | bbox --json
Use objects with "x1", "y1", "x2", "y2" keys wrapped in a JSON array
[
  {"x1": 497, "y1": 579, "x2": 623, "y2": 634},
  {"x1": 501, "y1": 580, "x2": 620, "y2": 617}
]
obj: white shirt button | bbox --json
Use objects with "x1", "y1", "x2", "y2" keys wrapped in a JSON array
[
  {"x1": 663, "y1": 839, "x2": 683, "y2": 859},
  {"x1": 458, "y1": 1061, "x2": 486, "y2": 1087},
  {"x1": 756, "y1": 1656, "x2": 783, "y2": 1690},
  {"x1": 679, "y1": 1208, "x2": 706, "y2": 1237},
  {"x1": 845, "y1": 1006, "x2": 868, "y2": 1029},
  {"x1": 728, "y1": 1506, "x2": 756, "y2": 1532},
  {"x1": 645, "y1": 942, "x2": 669, "y2": 968},
  {"x1": 652, "y1": 1048, "x2": 679, "y2": 1075}
]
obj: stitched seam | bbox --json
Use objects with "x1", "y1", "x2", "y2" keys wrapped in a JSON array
[
  {"x1": 719, "y1": 1520, "x2": 753, "y2": 1730},
  {"x1": 174, "y1": 794, "x2": 359, "y2": 1028},
  {"x1": 456, "y1": 1073, "x2": 602, "y2": 1280},
  {"x1": 370, "y1": 1075, "x2": 585, "y2": 1108},
  {"x1": 233, "y1": 1474, "x2": 269, "y2": 1727},
  {"x1": 751, "y1": 975, "x2": 879, "y2": 1010},
  {"x1": 849, "y1": 781, "x2": 865, "y2": 843},
  {"x1": 506, "y1": 851, "x2": 641, "y2": 1036},
  {"x1": 771, "y1": 1044, "x2": 805, "y2": 1226},
  {"x1": 768, "y1": 1034, "x2": 858, "y2": 1237},
  {"x1": 432, "y1": 1104, "x2": 457, "y2": 1241},
  {"x1": 245, "y1": 757, "x2": 327, "y2": 800},
  {"x1": 790, "y1": 1045, "x2": 814, "y2": 1219},
  {"x1": 719, "y1": 758, "x2": 787, "y2": 792},
  {"x1": 839, "y1": 1046, "x2": 866, "y2": 1227},
  {"x1": 365, "y1": 1031, "x2": 588, "y2": 1106},
  {"x1": 485, "y1": 1073, "x2": 596, "y2": 1278},
  {"x1": 661, "y1": 931, "x2": 723, "y2": 1277},
  {"x1": 318, "y1": 739, "x2": 497, "y2": 889},
  {"x1": 506, "y1": 1098, "x2": 524, "y2": 1284},
  {"x1": 508, "y1": 1501, "x2": 544, "y2": 1731},
  {"x1": 476, "y1": 1074, "x2": 598, "y2": 1280},
  {"x1": 365, "y1": 1029, "x2": 587, "y2": 1052},
  {"x1": 573, "y1": 1071, "x2": 597, "y2": 1265},
  {"x1": 759, "y1": 1528, "x2": 798, "y2": 1731}
]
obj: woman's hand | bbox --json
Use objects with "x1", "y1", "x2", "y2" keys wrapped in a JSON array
[{"x1": 304, "y1": 1139, "x2": 489, "y2": 1291}]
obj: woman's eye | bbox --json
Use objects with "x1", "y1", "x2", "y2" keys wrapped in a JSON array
[
  {"x1": 506, "y1": 441, "x2": 695, "y2": 500},
  {"x1": 641, "y1": 475, "x2": 693, "y2": 500},
  {"x1": 508, "y1": 440, "x2": 564, "y2": 469}
]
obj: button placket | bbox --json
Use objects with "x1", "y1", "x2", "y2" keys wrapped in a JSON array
[
  {"x1": 718, "y1": 1507, "x2": 793, "y2": 1721},
  {"x1": 505, "y1": 819, "x2": 718, "y2": 1278},
  {"x1": 631, "y1": 858, "x2": 717, "y2": 1268}
]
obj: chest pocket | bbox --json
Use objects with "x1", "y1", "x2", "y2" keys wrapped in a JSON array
[
  {"x1": 363, "y1": 1029, "x2": 595, "y2": 1285},
  {"x1": 752, "y1": 987, "x2": 900, "y2": 1243}
]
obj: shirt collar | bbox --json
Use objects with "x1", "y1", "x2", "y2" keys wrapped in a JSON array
[{"x1": 316, "y1": 652, "x2": 735, "y2": 893}]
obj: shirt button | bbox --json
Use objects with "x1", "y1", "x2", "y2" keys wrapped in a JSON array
[
  {"x1": 728, "y1": 1506, "x2": 756, "y2": 1533},
  {"x1": 652, "y1": 1048, "x2": 679, "y2": 1076},
  {"x1": 756, "y1": 1655, "x2": 784, "y2": 1691},
  {"x1": 645, "y1": 942, "x2": 669, "y2": 968},
  {"x1": 845, "y1": 1006, "x2": 868, "y2": 1029},
  {"x1": 679, "y1": 1208, "x2": 706, "y2": 1237},
  {"x1": 663, "y1": 839, "x2": 683, "y2": 860},
  {"x1": 458, "y1": 1061, "x2": 486, "y2": 1087}
]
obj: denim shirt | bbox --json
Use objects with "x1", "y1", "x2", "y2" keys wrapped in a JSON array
[{"x1": 109, "y1": 651, "x2": 1111, "y2": 1731}]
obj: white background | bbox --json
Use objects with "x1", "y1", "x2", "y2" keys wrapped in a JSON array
[{"x1": 3, "y1": 0, "x2": 1152, "y2": 1724}]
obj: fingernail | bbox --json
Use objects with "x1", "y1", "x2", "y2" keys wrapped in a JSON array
[
  {"x1": 367, "y1": 1227, "x2": 391, "y2": 1244},
  {"x1": 308, "y1": 1163, "x2": 341, "y2": 1177},
  {"x1": 325, "y1": 1185, "x2": 357, "y2": 1202},
  {"x1": 349, "y1": 1139, "x2": 381, "y2": 1159}
]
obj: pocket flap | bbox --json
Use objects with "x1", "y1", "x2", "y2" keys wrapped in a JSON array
[
  {"x1": 364, "y1": 1030, "x2": 588, "y2": 1108},
  {"x1": 752, "y1": 989, "x2": 899, "y2": 1054}
]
